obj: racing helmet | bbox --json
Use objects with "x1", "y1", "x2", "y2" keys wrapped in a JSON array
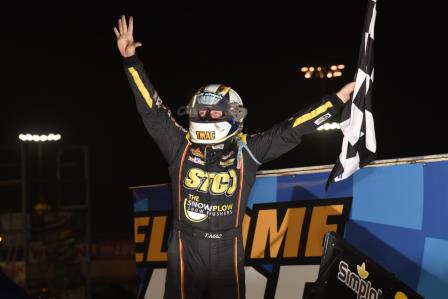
[{"x1": 187, "y1": 84, "x2": 247, "y2": 144}]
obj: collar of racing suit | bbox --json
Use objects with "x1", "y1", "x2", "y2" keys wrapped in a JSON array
[
  {"x1": 187, "y1": 132, "x2": 260, "y2": 166},
  {"x1": 198, "y1": 140, "x2": 234, "y2": 162}
]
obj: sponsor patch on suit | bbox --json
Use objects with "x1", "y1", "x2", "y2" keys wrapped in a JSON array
[
  {"x1": 221, "y1": 151, "x2": 235, "y2": 161},
  {"x1": 190, "y1": 147, "x2": 205, "y2": 159},
  {"x1": 188, "y1": 156, "x2": 205, "y2": 166},
  {"x1": 219, "y1": 158, "x2": 235, "y2": 168}
]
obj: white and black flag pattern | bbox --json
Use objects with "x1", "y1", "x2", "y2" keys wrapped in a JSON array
[{"x1": 326, "y1": 0, "x2": 377, "y2": 190}]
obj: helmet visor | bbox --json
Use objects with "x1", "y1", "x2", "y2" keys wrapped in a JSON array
[{"x1": 195, "y1": 92, "x2": 225, "y2": 106}]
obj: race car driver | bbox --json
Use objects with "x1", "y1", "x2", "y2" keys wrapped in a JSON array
[{"x1": 114, "y1": 15, "x2": 354, "y2": 299}]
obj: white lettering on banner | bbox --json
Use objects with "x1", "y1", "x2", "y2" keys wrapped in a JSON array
[
  {"x1": 274, "y1": 265, "x2": 319, "y2": 299},
  {"x1": 337, "y1": 261, "x2": 383, "y2": 299},
  {"x1": 245, "y1": 267, "x2": 268, "y2": 299},
  {"x1": 144, "y1": 265, "x2": 319, "y2": 299},
  {"x1": 145, "y1": 268, "x2": 166, "y2": 299}
]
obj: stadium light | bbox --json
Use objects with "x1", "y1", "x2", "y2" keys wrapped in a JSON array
[
  {"x1": 19, "y1": 134, "x2": 62, "y2": 142},
  {"x1": 317, "y1": 122, "x2": 340, "y2": 131},
  {"x1": 300, "y1": 64, "x2": 345, "y2": 79}
]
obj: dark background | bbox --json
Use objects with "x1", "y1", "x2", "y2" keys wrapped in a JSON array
[{"x1": 2, "y1": 0, "x2": 445, "y2": 240}]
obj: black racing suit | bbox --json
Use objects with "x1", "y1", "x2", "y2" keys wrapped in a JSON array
[{"x1": 124, "y1": 55, "x2": 345, "y2": 299}]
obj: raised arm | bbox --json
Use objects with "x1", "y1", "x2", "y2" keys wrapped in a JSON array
[
  {"x1": 247, "y1": 82, "x2": 354, "y2": 164},
  {"x1": 115, "y1": 16, "x2": 186, "y2": 164}
]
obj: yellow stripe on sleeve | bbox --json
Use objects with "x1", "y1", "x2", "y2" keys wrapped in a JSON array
[
  {"x1": 128, "y1": 67, "x2": 153, "y2": 108},
  {"x1": 292, "y1": 101, "x2": 333, "y2": 128}
]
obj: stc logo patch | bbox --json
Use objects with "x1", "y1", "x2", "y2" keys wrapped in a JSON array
[
  {"x1": 195, "y1": 131, "x2": 215, "y2": 140},
  {"x1": 183, "y1": 168, "x2": 238, "y2": 196},
  {"x1": 338, "y1": 260, "x2": 383, "y2": 299}
]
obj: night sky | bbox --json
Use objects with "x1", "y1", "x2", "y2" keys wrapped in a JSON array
[{"x1": 3, "y1": 1, "x2": 444, "y2": 239}]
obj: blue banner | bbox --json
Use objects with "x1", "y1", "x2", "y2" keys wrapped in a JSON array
[{"x1": 132, "y1": 157, "x2": 448, "y2": 299}]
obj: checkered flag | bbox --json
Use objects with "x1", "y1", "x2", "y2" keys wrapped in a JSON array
[{"x1": 326, "y1": 0, "x2": 377, "y2": 191}]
